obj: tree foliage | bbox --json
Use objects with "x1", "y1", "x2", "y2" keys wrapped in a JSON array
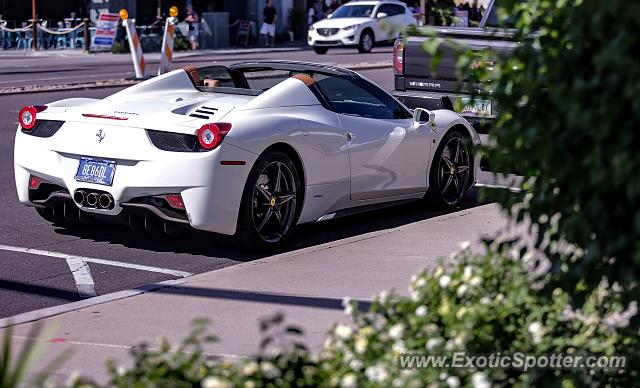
[{"x1": 446, "y1": 0, "x2": 640, "y2": 303}]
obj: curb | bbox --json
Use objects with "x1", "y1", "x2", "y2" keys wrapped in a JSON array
[{"x1": 0, "y1": 61, "x2": 392, "y2": 95}]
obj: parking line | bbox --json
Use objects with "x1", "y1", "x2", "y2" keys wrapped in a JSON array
[
  {"x1": 10, "y1": 335, "x2": 249, "y2": 360},
  {"x1": 0, "y1": 244, "x2": 193, "y2": 278},
  {"x1": 65, "y1": 257, "x2": 97, "y2": 298}
]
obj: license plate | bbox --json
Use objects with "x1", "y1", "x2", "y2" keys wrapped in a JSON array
[
  {"x1": 74, "y1": 158, "x2": 116, "y2": 186},
  {"x1": 457, "y1": 97, "x2": 492, "y2": 117}
]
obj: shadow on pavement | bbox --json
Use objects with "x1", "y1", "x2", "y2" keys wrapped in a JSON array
[
  {"x1": 52, "y1": 189, "x2": 485, "y2": 262},
  {"x1": 155, "y1": 285, "x2": 373, "y2": 311}
]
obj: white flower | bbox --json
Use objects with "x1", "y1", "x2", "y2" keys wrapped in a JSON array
[
  {"x1": 495, "y1": 293, "x2": 504, "y2": 302},
  {"x1": 480, "y1": 296, "x2": 491, "y2": 305},
  {"x1": 389, "y1": 323, "x2": 405, "y2": 340},
  {"x1": 335, "y1": 324, "x2": 354, "y2": 339},
  {"x1": 379, "y1": 290, "x2": 390, "y2": 302},
  {"x1": 439, "y1": 372, "x2": 449, "y2": 380},
  {"x1": 439, "y1": 275, "x2": 452, "y2": 288},
  {"x1": 426, "y1": 337, "x2": 442, "y2": 350},
  {"x1": 445, "y1": 339, "x2": 455, "y2": 351},
  {"x1": 242, "y1": 361, "x2": 259, "y2": 376},
  {"x1": 415, "y1": 305, "x2": 428, "y2": 317},
  {"x1": 471, "y1": 371, "x2": 491, "y2": 388},
  {"x1": 392, "y1": 340, "x2": 407, "y2": 355},
  {"x1": 343, "y1": 297, "x2": 354, "y2": 315},
  {"x1": 410, "y1": 289, "x2": 421, "y2": 302},
  {"x1": 433, "y1": 266, "x2": 444, "y2": 278},
  {"x1": 65, "y1": 370, "x2": 81, "y2": 387},
  {"x1": 324, "y1": 337, "x2": 334, "y2": 350},
  {"x1": 528, "y1": 321, "x2": 544, "y2": 344},
  {"x1": 115, "y1": 365, "x2": 126, "y2": 376},
  {"x1": 343, "y1": 350, "x2": 355, "y2": 362},
  {"x1": 201, "y1": 376, "x2": 231, "y2": 388},
  {"x1": 446, "y1": 376, "x2": 461, "y2": 387},
  {"x1": 456, "y1": 307, "x2": 468, "y2": 319},
  {"x1": 349, "y1": 358, "x2": 364, "y2": 370},
  {"x1": 260, "y1": 361, "x2": 281, "y2": 379},
  {"x1": 243, "y1": 381, "x2": 256, "y2": 388},
  {"x1": 469, "y1": 276, "x2": 482, "y2": 287},
  {"x1": 341, "y1": 373, "x2": 359, "y2": 388},
  {"x1": 459, "y1": 241, "x2": 471, "y2": 250},
  {"x1": 415, "y1": 277, "x2": 427, "y2": 288},
  {"x1": 463, "y1": 265, "x2": 473, "y2": 281},
  {"x1": 453, "y1": 331, "x2": 468, "y2": 347},
  {"x1": 457, "y1": 284, "x2": 469, "y2": 298},
  {"x1": 424, "y1": 323, "x2": 439, "y2": 334},
  {"x1": 355, "y1": 337, "x2": 368, "y2": 354},
  {"x1": 365, "y1": 364, "x2": 390, "y2": 383}
]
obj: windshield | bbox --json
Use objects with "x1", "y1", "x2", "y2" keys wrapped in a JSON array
[{"x1": 331, "y1": 5, "x2": 375, "y2": 18}]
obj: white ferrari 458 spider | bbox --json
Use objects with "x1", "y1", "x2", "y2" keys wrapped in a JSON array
[{"x1": 14, "y1": 61, "x2": 480, "y2": 250}]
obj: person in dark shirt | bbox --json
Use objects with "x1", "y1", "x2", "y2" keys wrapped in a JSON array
[{"x1": 260, "y1": 0, "x2": 278, "y2": 47}]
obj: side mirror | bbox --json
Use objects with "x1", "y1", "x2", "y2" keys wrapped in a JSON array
[
  {"x1": 376, "y1": 12, "x2": 387, "y2": 19},
  {"x1": 413, "y1": 108, "x2": 435, "y2": 126}
]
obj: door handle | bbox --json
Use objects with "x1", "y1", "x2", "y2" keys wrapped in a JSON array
[{"x1": 346, "y1": 132, "x2": 355, "y2": 142}]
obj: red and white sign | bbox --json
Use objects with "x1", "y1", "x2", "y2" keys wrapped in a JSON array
[{"x1": 91, "y1": 12, "x2": 119, "y2": 50}]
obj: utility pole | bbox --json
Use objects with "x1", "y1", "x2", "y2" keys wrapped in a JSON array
[{"x1": 31, "y1": 0, "x2": 38, "y2": 50}]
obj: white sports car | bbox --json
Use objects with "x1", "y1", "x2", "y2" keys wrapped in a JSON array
[{"x1": 14, "y1": 61, "x2": 480, "y2": 250}]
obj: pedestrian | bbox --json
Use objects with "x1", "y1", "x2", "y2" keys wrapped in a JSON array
[
  {"x1": 329, "y1": 0, "x2": 340, "y2": 12},
  {"x1": 185, "y1": 4, "x2": 199, "y2": 50},
  {"x1": 260, "y1": 0, "x2": 278, "y2": 47},
  {"x1": 312, "y1": 0, "x2": 325, "y2": 22}
]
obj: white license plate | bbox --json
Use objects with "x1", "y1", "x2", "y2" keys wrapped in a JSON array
[
  {"x1": 74, "y1": 158, "x2": 116, "y2": 186},
  {"x1": 458, "y1": 97, "x2": 492, "y2": 117}
]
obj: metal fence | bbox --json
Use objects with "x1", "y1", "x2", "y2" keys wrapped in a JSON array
[{"x1": 0, "y1": 19, "x2": 90, "y2": 50}]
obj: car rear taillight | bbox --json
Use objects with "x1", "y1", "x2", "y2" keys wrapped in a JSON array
[
  {"x1": 18, "y1": 105, "x2": 46, "y2": 130},
  {"x1": 393, "y1": 40, "x2": 404, "y2": 75},
  {"x1": 197, "y1": 123, "x2": 232, "y2": 150}
]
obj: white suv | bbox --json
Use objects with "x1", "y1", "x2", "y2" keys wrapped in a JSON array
[{"x1": 308, "y1": 0, "x2": 416, "y2": 54}]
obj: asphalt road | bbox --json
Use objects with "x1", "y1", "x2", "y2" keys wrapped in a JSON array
[{"x1": 0, "y1": 59, "x2": 482, "y2": 319}]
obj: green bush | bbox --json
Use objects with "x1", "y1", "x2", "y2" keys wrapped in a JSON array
[
  {"x1": 69, "y1": 245, "x2": 638, "y2": 387},
  {"x1": 436, "y1": 0, "x2": 640, "y2": 302}
]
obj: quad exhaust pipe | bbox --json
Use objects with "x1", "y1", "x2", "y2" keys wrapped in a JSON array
[
  {"x1": 99, "y1": 193, "x2": 113, "y2": 209},
  {"x1": 73, "y1": 189, "x2": 114, "y2": 210}
]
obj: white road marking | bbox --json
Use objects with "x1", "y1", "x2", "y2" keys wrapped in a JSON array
[
  {"x1": 0, "y1": 244, "x2": 193, "y2": 278},
  {"x1": 65, "y1": 258, "x2": 97, "y2": 298},
  {"x1": 10, "y1": 335, "x2": 249, "y2": 360}
]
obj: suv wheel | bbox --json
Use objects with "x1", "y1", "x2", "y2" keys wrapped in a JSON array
[{"x1": 358, "y1": 30, "x2": 374, "y2": 53}]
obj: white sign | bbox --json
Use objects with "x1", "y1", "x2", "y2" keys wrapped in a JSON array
[
  {"x1": 454, "y1": 10, "x2": 469, "y2": 27},
  {"x1": 91, "y1": 12, "x2": 119, "y2": 51}
]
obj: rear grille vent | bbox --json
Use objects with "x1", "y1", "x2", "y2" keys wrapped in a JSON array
[
  {"x1": 22, "y1": 120, "x2": 64, "y2": 138},
  {"x1": 189, "y1": 105, "x2": 218, "y2": 120}
]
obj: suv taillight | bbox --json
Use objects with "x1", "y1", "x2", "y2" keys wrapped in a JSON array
[{"x1": 393, "y1": 40, "x2": 404, "y2": 75}]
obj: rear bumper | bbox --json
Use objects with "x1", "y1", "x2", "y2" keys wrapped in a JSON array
[{"x1": 14, "y1": 127, "x2": 258, "y2": 236}]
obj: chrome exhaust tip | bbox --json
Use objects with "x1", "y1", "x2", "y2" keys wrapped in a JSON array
[
  {"x1": 98, "y1": 193, "x2": 113, "y2": 209},
  {"x1": 86, "y1": 192, "x2": 98, "y2": 207},
  {"x1": 73, "y1": 190, "x2": 86, "y2": 205}
]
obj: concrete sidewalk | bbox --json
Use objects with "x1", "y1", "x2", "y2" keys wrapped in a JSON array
[{"x1": 2, "y1": 203, "x2": 509, "y2": 384}]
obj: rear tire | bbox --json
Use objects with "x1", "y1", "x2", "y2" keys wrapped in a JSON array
[
  {"x1": 313, "y1": 46, "x2": 329, "y2": 54},
  {"x1": 357, "y1": 30, "x2": 374, "y2": 53},
  {"x1": 234, "y1": 151, "x2": 302, "y2": 252},
  {"x1": 425, "y1": 130, "x2": 472, "y2": 208}
]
